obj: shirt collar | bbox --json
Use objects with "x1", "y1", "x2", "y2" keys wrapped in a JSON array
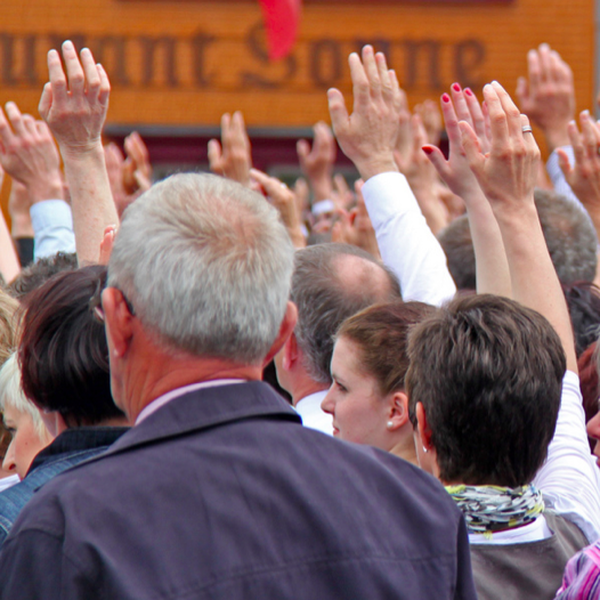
[{"x1": 136, "y1": 379, "x2": 246, "y2": 425}]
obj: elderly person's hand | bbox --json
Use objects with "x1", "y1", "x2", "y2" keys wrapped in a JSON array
[
  {"x1": 328, "y1": 45, "x2": 400, "y2": 181},
  {"x1": 37, "y1": 40, "x2": 117, "y2": 265},
  {"x1": 0, "y1": 103, "x2": 63, "y2": 203},
  {"x1": 208, "y1": 111, "x2": 252, "y2": 186},
  {"x1": 516, "y1": 43, "x2": 575, "y2": 153},
  {"x1": 39, "y1": 41, "x2": 109, "y2": 158}
]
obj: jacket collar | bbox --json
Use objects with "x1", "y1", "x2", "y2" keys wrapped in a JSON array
[
  {"x1": 104, "y1": 381, "x2": 300, "y2": 458},
  {"x1": 28, "y1": 426, "x2": 130, "y2": 474}
]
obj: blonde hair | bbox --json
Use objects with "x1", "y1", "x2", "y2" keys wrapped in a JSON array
[
  {"x1": 0, "y1": 353, "x2": 51, "y2": 442},
  {"x1": 0, "y1": 290, "x2": 19, "y2": 367}
]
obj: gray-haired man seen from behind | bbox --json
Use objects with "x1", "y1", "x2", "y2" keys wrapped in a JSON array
[{"x1": 0, "y1": 171, "x2": 477, "y2": 599}]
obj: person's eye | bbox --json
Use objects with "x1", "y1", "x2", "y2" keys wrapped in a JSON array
[
  {"x1": 335, "y1": 381, "x2": 348, "y2": 393},
  {"x1": 5, "y1": 427, "x2": 15, "y2": 437}
]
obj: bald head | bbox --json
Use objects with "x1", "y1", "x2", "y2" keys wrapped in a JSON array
[{"x1": 291, "y1": 243, "x2": 401, "y2": 384}]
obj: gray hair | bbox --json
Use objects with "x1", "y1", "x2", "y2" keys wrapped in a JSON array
[
  {"x1": 291, "y1": 243, "x2": 401, "y2": 385},
  {"x1": 438, "y1": 189, "x2": 598, "y2": 290},
  {"x1": 0, "y1": 354, "x2": 50, "y2": 441},
  {"x1": 108, "y1": 173, "x2": 295, "y2": 363}
]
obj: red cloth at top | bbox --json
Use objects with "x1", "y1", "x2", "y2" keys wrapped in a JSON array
[{"x1": 259, "y1": 0, "x2": 301, "y2": 61}]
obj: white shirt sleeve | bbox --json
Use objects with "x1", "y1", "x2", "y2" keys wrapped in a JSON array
[
  {"x1": 533, "y1": 370, "x2": 600, "y2": 542},
  {"x1": 361, "y1": 172, "x2": 456, "y2": 306},
  {"x1": 30, "y1": 200, "x2": 76, "y2": 261}
]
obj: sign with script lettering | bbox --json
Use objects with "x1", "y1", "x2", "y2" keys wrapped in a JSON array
[{"x1": 0, "y1": 0, "x2": 593, "y2": 130}]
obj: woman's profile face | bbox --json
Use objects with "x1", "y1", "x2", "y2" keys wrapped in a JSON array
[
  {"x1": 2, "y1": 405, "x2": 49, "y2": 480},
  {"x1": 321, "y1": 336, "x2": 389, "y2": 447}
]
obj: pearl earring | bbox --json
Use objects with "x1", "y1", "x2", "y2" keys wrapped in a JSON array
[
  {"x1": 422, "y1": 446, "x2": 429, "y2": 454},
  {"x1": 386, "y1": 421, "x2": 394, "y2": 429}
]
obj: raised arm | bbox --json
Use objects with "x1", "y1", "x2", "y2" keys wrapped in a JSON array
[
  {"x1": 38, "y1": 40, "x2": 118, "y2": 265},
  {"x1": 461, "y1": 81, "x2": 575, "y2": 368},
  {"x1": 297, "y1": 122, "x2": 336, "y2": 204},
  {"x1": 327, "y1": 45, "x2": 456, "y2": 305},
  {"x1": 208, "y1": 111, "x2": 252, "y2": 187},
  {"x1": 424, "y1": 84, "x2": 511, "y2": 297},
  {"x1": 461, "y1": 82, "x2": 600, "y2": 541},
  {"x1": 516, "y1": 43, "x2": 575, "y2": 155}
]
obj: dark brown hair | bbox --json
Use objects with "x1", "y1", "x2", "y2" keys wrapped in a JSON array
[
  {"x1": 406, "y1": 294, "x2": 566, "y2": 487},
  {"x1": 18, "y1": 265, "x2": 124, "y2": 426}
]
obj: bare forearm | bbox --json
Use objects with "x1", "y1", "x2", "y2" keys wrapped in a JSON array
[
  {"x1": 61, "y1": 144, "x2": 118, "y2": 264},
  {"x1": 465, "y1": 192, "x2": 511, "y2": 297},
  {"x1": 495, "y1": 203, "x2": 577, "y2": 372}
]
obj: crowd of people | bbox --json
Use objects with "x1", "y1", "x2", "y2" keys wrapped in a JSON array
[{"x1": 0, "y1": 37, "x2": 597, "y2": 598}]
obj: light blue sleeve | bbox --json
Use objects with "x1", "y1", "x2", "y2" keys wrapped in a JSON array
[{"x1": 30, "y1": 200, "x2": 76, "y2": 261}]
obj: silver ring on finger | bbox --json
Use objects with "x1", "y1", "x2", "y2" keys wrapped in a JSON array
[{"x1": 522, "y1": 125, "x2": 533, "y2": 134}]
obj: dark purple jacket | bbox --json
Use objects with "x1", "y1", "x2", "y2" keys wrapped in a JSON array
[{"x1": 0, "y1": 381, "x2": 476, "y2": 599}]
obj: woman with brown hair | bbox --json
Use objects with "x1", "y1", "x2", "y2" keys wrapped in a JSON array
[{"x1": 321, "y1": 300, "x2": 434, "y2": 464}]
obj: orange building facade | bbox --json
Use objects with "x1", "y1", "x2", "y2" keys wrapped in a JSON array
[{"x1": 0, "y1": 0, "x2": 595, "y2": 165}]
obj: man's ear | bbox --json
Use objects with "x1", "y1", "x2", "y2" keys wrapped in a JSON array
[
  {"x1": 263, "y1": 301, "x2": 298, "y2": 367},
  {"x1": 386, "y1": 391, "x2": 409, "y2": 430},
  {"x1": 102, "y1": 287, "x2": 136, "y2": 359}
]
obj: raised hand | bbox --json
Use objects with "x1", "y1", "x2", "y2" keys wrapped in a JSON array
[
  {"x1": 331, "y1": 179, "x2": 381, "y2": 259},
  {"x1": 425, "y1": 82, "x2": 510, "y2": 295},
  {"x1": 38, "y1": 40, "x2": 117, "y2": 265},
  {"x1": 557, "y1": 111, "x2": 600, "y2": 217},
  {"x1": 328, "y1": 45, "x2": 400, "y2": 181},
  {"x1": 208, "y1": 111, "x2": 252, "y2": 186},
  {"x1": 249, "y1": 168, "x2": 306, "y2": 248},
  {"x1": 414, "y1": 99, "x2": 443, "y2": 146},
  {"x1": 297, "y1": 121, "x2": 336, "y2": 202},
  {"x1": 423, "y1": 84, "x2": 487, "y2": 202},
  {"x1": 460, "y1": 81, "x2": 540, "y2": 212},
  {"x1": 123, "y1": 131, "x2": 152, "y2": 195},
  {"x1": 0, "y1": 102, "x2": 63, "y2": 203},
  {"x1": 516, "y1": 43, "x2": 575, "y2": 153},
  {"x1": 39, "y1": 40, "x2": 110, "y2": 157}
]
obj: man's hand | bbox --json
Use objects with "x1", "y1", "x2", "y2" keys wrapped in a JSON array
[
  {"x1": 0, "y1": 102, "x2": 63, "y2": 203},
  {"x1": 38, "y1": 40, "x2": 117, "y2": 265},
  {"x1": 516, "y1": 43, "x2": 575, "y2": 153},
  {"x1": 208, "y1": 111, "x2": 252, "y2": 186},
  {"x1": 39, "y1": 40, "x2": 110, "y2": 158},
  {"x1": 297, "y1": 122, "x2": 336, "y2": 201},
  {"x1": 328, "y1": 45, "x2": 400, "y2": 181},
  {"x1": 557, "y1": 111, "x2": 600, "y2": 221}
]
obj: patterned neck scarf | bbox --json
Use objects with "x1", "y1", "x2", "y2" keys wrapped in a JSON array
[{"x1": 445, "y1": 484, "x2": 544, "y2": 537}]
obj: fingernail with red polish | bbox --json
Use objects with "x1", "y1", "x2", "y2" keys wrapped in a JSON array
[
  {"x1": 465, "y1": 88, "x2": 473, "y2": 97},
  {"x1": 452, "y1": 83, "x2": 461, "y2": 93},
  {"x1": 442, "y1": 93, "x2": 450, "y2": 103},
  {"x1": 422, "y1": 146, "x2": 433, "y2": 155}
]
